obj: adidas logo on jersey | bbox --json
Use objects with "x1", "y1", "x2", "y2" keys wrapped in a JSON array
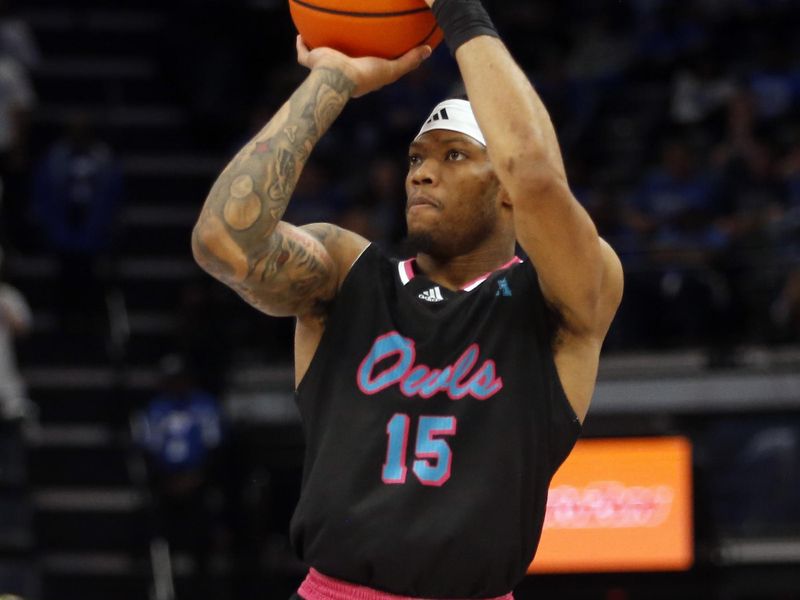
[{"x1": 418, "y1": 286, "x2": 445, "y2": 302}]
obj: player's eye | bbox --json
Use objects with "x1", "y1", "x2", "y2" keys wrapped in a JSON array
[
  {"x1": 446, "y1": 149, "x2": 466, "y2": 161},
  {"x1": 408, "y1": 154, "x2": 421, "y2": 167}
]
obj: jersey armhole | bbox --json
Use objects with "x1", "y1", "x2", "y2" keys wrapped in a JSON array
[
  {"x1": 516, "y1": 261, "x2": 583, "y2": 437},
  {"x1": 295, "y1": 243, "x2": 374, "y2": 395}
]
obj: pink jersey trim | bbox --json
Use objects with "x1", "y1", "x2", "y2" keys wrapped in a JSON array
[
  {"x1": 398, "y1": 256, "x2": 522, "y2": 291},
  {"x1": 461, "y1": 256, "x2": 522, "y2": 291},
  {"x1": 298, "y1": 568, "x2": 514, "y2": 600},
  {"x1": 398, "y1": 258, "x2": 416, "y2": 285}
]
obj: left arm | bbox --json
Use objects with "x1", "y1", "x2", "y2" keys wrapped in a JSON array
[
  {"x1": 426, "y1": 2, "x2": 622, "y2": 336},
  {"x1": 460, "y1": 35, "x2": 616, "y2": 336}
]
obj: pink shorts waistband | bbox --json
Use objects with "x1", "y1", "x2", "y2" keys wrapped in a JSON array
[{"x1": 297, "y1": 568, "x2": 514, "y2": 600}]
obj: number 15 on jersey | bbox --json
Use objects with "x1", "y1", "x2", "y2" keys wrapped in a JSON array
[{"x1": 382, "y1": 414, "x2": 457, "y2": 487}]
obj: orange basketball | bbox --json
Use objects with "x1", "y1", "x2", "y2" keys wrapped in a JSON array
[{"x1": 289, "y1": 0, "x2": 443, "y2": 59}]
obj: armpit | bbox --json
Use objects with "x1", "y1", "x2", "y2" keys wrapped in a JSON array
[{"x1": 544, "y1": 300, "x2": 568, "y2": 350}]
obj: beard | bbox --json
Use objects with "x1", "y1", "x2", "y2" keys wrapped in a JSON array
[
  {"x1": 403, "y1": 230, "x2": 440, "y2": 257},
  {"x1": 403, "y1": 207, "x2": 497, "y2": 260}
]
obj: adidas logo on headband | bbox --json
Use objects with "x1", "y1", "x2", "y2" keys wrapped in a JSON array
[
  {"x1": 415, "y1": 99, "x2": 486, "y2": 147},
  {"x1": 425, "y1": 107, "x2": 450, "y2": 123}
]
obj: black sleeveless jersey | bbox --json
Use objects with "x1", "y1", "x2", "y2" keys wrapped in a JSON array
[{"x1": 290, "y1": 244, "x2": 581, "y2": 598}]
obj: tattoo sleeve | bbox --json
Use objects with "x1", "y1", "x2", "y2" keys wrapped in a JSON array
[{"x1": 192, "y1": 67, "x2": 356, "y2": 316}]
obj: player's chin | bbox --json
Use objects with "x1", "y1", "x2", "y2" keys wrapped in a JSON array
[
  {"x1": 405, "y1": 216, "x2": 436, "y2": 240},
  {"x1": 405, "y1": 221, "x2": 448, "y2": 256},
  {"x1": 406, "y1": 205, "x2": 441, "y2": 229}
]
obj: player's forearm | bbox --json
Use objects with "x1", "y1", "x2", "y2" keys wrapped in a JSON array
[
  {"x1": 192, "y1": 66, "x2": 356, "y2": 282},
  {"x1": 455, "y1": 36, "x2": 567, "y2": 193}
]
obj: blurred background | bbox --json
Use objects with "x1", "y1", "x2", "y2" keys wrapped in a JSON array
[{"x1": 0, "y1": 0, "x2": 799, "y2": 598}]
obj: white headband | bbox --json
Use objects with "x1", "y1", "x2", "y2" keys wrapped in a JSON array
[{"x1": 415, "y1": 99, "x2": 486, "y2": 147}]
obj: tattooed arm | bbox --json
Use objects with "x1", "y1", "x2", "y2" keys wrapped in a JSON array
[
  {"x1": 192, "y1": 65, "x2": 359, "y2": 319},
  {"x1": 192, "y1": 37, "x2": 431, "y2": 320}
]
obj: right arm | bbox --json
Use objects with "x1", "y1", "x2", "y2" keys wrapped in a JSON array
[
  {"x1": 192, "y1": 63, "x2": 357, "y2": 319},
  {"x1": 192, "y1": 38, "x2": 431, "y2": 319}
]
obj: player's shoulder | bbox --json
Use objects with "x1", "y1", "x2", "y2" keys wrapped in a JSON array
[{"x1": 501, "y1": 255, "x2": 541, "y2": 291}]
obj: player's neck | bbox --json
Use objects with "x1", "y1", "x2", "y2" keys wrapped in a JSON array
[{"x1": 415, "y1": 243, "x2": 516, "y2": 292}]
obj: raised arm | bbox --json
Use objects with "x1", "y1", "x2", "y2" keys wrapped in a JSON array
[
  {"x1": 428, "y1": 1, "x2": 623, "y2": 339},
  {"x1": 192, "y1": 38, "x2": 431, "y2": 319}
]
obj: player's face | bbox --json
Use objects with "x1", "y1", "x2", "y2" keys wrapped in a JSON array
[{"x1": 405, "y1": 130, "x2": 501, "y2": 259}]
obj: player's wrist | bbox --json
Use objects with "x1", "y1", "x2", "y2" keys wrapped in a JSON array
[
  {"x1": 310, "y1": 59, "x2": 360, "y2": 94},
  {"x1": 431, "y1": 0, "x2": 500, "y2": 56}
]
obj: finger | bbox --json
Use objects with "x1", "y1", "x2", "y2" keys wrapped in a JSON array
[
  {"x1": 393, "y1": 45, "x2": 432, "y2": 76},
  {"x1": 296, "y1": 35, "x2": 310, "y2": 66}
]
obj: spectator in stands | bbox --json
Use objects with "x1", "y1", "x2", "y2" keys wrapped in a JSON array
[
  {"x1": 0, "y1": 12, "x2": 36, "y2": 251},
  {"x1": 0, "y1": 244, "x2": 33, "y2": 423},
  {"x1": 743, "y1": 37, "x2": 800, "y2": 129},
  {"x1": 713, "y1": 135, "x2": 788, "y2": 342},
  {"x1": 31, "y1": 113, "x2": 123, "y2": 332},
  {"x1": 623, "y1": 138, "x2": 730, "y2": 350},
  {"x1": 134, "y1": 354, "x2": 226, "y2": 600},
  {"x1": 670, "y1": 49, "x2": 735, "y2": 137},
  {"x1": 626, "y1": 139, "x2": 723, "y2": 249},
  {"x1": 0, "y1": 0, "x2": 39, "y2": 72},
  {"x1": 0, "y1": 242, "x2": 35, "y2": 538}
]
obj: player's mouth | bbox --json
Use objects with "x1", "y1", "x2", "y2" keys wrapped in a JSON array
[{"x1": 407, "y1": 194, "x2": 440, "y2": 212}]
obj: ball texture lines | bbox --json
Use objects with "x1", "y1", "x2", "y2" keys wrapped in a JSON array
[{"x1": 289, "y1": 0, "x2": 443, "y2": 59}]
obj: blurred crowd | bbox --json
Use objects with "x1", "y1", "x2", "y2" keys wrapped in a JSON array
[
  {"x1": 0, "y1": 0, "x2": 798, "y2": 369},
  {"x1": 0, "y1": 0, "x2": 126, "y2": 425}
]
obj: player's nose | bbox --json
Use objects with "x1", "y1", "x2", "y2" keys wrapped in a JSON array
[{"x1": 411, "y1": 158, "x2": 439, "y2": 186}]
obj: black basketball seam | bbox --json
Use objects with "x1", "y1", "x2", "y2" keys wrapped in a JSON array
[
  {"x1": 390, "y1": 22, "x2": 440, "y2": 58},
  {"x1": 291, "y1": 0, "x2": 430, "y2": 18}
]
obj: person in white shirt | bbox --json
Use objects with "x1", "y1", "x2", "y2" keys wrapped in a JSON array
[{"x1": 0, "y1": 245, "x2": 33, "y2": 421}]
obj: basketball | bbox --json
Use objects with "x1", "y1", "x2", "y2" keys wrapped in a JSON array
[{"x1": 289, "y1": 0, "x2": 443, "y2": 59}]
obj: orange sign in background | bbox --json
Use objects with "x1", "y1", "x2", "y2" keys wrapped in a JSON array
[{"x1": 529, "y1": 436, "x2": 693, "y2": 574}]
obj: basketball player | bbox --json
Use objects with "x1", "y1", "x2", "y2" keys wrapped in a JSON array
[{"x1": 192, "y1": 0, "x2": 623, "y2": 597}]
